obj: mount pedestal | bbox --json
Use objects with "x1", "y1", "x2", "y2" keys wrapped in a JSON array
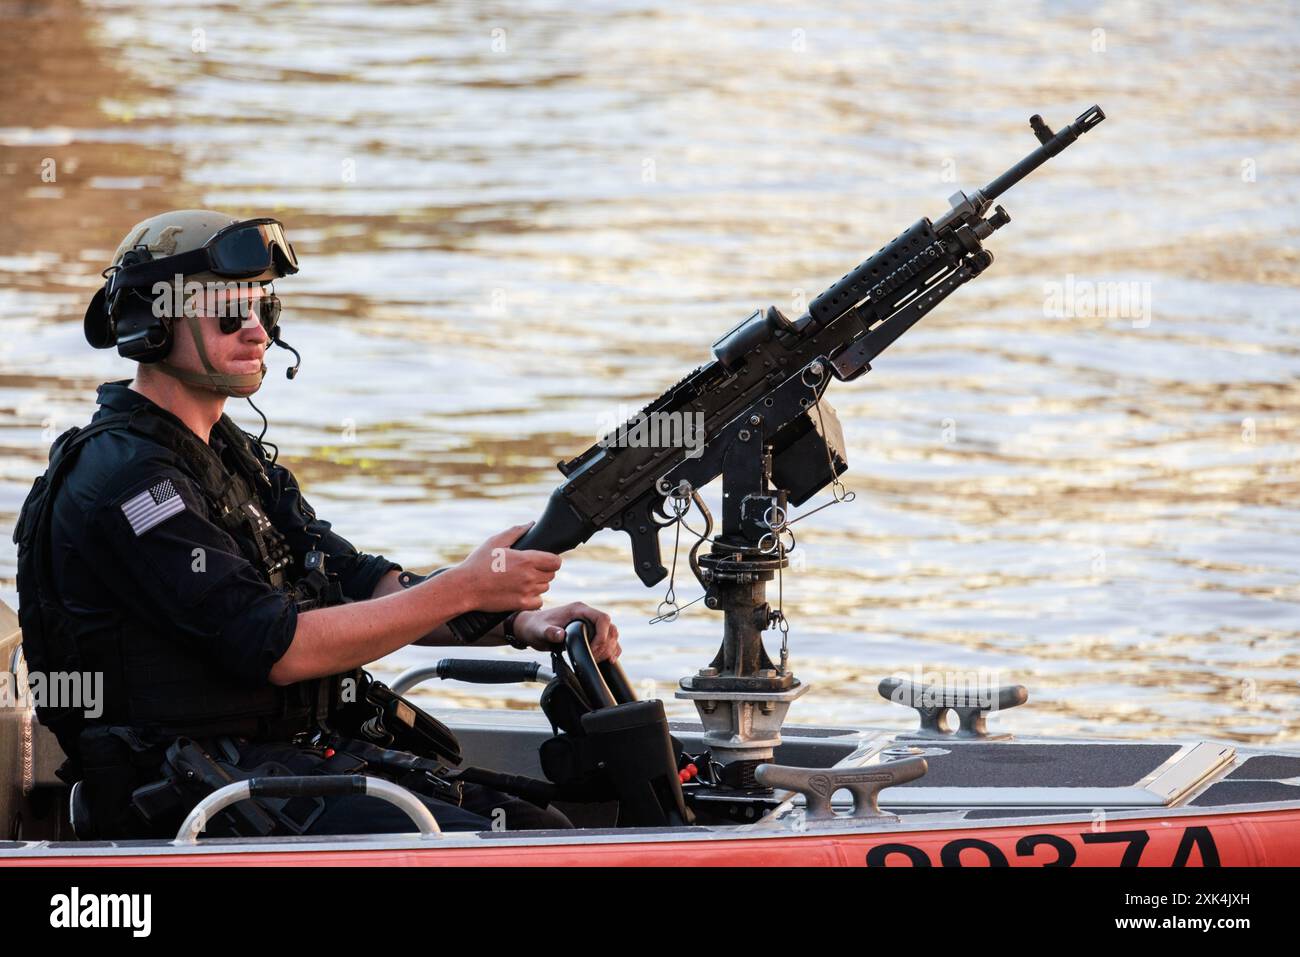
[{"x1": 673, "y1": 421, "x2": 810, "y2": 788}]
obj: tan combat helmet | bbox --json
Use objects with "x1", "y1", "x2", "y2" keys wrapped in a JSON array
[{"x1": 109, "y1": 209, "x2": 241, "y2": 281}]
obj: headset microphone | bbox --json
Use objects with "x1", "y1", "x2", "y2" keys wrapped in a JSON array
[{"x1": 273, "y1": 335, "x2": 302, "y2": 380}]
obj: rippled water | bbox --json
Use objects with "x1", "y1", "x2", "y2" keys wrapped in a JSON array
[{"x1": 1, "y1": 0, "x2": 1297, "y2": 743}]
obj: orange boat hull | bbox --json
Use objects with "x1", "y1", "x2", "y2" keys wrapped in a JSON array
[{"x1": 7, "y1": 806, "x2": 1297, "y2": 867}]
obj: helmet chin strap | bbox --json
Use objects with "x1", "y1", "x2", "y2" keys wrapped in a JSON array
[{"x1": 152, "y1": 314, "x2": 267, "y2": 398}]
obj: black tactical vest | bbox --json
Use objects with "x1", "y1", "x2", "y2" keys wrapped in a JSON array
[{"x1": 14, "y1": 404, "x2": 354, "y2": 779}]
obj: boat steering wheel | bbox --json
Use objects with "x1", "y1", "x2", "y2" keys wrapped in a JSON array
[{"x1": 561, "y1": 619, "x2": 637, "y2": 710}]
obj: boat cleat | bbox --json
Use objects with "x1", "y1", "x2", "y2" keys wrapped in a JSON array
[
  {"x1": 878, "y1": 676, "x2": 1028, "y2": 740},
  {"x1": 754, "y1": 755, "x2": 929, "y2": 820}
]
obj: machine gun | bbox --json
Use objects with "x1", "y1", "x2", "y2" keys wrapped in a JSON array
[{"x1": 449, "y1": 105, "x2": 1105, "y2": 783}]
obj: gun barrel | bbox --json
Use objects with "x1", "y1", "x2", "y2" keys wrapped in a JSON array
[{"x1": 982, "y1": 105, "x2": 1105, "y2": 201}]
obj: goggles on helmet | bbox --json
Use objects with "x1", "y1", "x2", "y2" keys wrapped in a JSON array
[{"x1": 106, "y1": 217, "x2": 299, "y2": 295}]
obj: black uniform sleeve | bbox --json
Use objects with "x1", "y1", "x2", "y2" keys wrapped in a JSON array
[
  {"x1": 86, "y1": 465, "x2": 299, "y2": 687},
  {"x1": 257, "y1": 456, "x2": 402, "y2": 602}
]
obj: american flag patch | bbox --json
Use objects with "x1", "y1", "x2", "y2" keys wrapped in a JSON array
[{"x1": 121, "y1": 478, "x2": 186, "y2": 536}]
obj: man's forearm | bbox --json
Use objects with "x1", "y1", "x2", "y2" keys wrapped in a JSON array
[
  {"x1": 369, "y1": 568, "x2": 508, "y2": 647},
  {"x1": 269, "y1": 567, "x2": 484, "y2": 684}
]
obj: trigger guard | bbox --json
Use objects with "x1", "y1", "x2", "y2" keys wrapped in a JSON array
[{"x1": 650, "y1": 494, "x2": 675, "y2": 522}]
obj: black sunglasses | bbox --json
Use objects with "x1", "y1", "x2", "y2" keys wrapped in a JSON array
[{"x1": 217, "y1": 293, "x2": 281, "y2": 337}]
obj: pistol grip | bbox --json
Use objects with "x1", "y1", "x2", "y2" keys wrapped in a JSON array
[{"x1": 616, "y1": 498, "x2": 667, "y2": 586}]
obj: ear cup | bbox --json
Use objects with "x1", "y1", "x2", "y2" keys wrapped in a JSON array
[
  {"x1": 83, "y1": 287, "x2": 116, "y2": 349},
  {"x1": 111, "y1": 290, "x2": 174, "y2": 363}
]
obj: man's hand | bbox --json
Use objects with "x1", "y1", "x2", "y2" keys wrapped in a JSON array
[
  {"x1": 513, "y1": 602, "x2": 622, "y2": 662},
  {"x1": 452, "y1": 522, "x2": 562, "y2": 613}
]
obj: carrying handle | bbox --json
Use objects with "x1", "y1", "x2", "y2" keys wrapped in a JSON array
[{"x1": 173, "y1": 775, "x2": 442, "y2": 844}]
